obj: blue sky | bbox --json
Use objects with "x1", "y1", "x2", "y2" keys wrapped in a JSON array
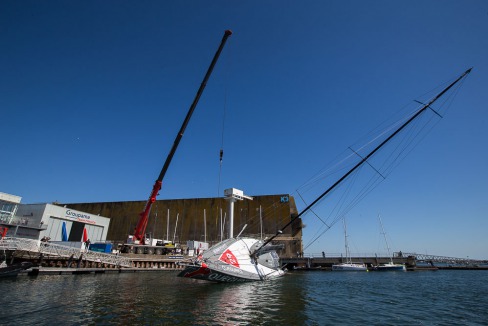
[{"x1": 2, "y1": 1, "x2": 487, "y2": 259}]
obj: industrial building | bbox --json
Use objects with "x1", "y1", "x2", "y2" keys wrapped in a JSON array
[
  {"x1": 0, "y1": 191, "x2": 110, "y2": 243},
  {"x1": 65, "y1": 193, "x2": 303, "y2": 257},
  {"x1": 1, "y1": 190, "x2": 303, "y2": 257}
]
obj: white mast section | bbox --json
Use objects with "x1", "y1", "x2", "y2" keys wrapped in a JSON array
[
  {"x1": 204, "y1": 209, "x2": 207, "y2": 243},
  {"x1": 224, "y1": 188, "x2": 253, "y2": 239},
  {"x1": 167, "y1": 209, "x2": 170, "y2": 241},
  {"x1": 173, "y1": 213, "x2": 179, "y2": 244}
]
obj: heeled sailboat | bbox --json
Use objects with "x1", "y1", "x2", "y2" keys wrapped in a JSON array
[{"x1": 178, "y1": 68, "x2": 471, "y2": 282}]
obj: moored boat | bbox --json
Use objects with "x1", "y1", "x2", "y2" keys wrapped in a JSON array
[
  {"x1": 332, "y1": 218, "x2": 367, "y2": 272},
  {"x1": 332, "y1": 263, "x2": 368, "y2": 271},
  {"x1": 0, "y1": 261, "x2": 33, "y2": 278},
  {"x1": 373, "y1": 262, "x2": 406, "y2": 271},
  {"x1": 372, "y1": 215, "x2": 406, "y2": 272}
]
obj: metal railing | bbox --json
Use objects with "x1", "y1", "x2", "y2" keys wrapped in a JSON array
[
  {"x1": 400, "y1": 252, "x2": 488, "y2": 265},
  {"x1": 0, "y1": 237, "x2": 131, "y2": 268}
]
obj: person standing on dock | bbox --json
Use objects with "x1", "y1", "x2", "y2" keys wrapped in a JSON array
[{"x1": 85, "y1": 239, "x2": 91, "y2": 252}]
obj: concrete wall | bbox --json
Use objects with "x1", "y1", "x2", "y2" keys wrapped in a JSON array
[{"x1": 65, "y1": 194, "x2": 303, "y2": 256}]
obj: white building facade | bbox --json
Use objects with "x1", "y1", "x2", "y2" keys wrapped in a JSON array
[{"x1": 12, "y1": 204, "x2": 110, "y2": 242}]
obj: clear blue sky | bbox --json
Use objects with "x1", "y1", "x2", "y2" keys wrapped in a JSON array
[{"x1": 2, "y1": 1, "x2": 487, "y2": 259}]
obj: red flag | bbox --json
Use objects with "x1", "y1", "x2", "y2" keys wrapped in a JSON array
[{"x1": 83, "y1": 228, "x2": 88, "y2": 242}]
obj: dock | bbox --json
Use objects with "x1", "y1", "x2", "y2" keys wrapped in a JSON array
[
  {"x1": 281, "y1": 253, "x2": 488, "y2": 271},
  {"x1": 22, "y1": 266, "x2": 180, "y2": 276},
  {"x1": 3, "y1": 237, "x2": 487, "y2": 274}
]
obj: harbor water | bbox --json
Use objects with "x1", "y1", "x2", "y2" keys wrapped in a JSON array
[{"x1": 1, "y1": 270, "x2": 488, "y2": 325}]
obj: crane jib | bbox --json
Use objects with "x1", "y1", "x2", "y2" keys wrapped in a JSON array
[{"x1": 132, "y1": 30, "x2": 233, "y2": 244}]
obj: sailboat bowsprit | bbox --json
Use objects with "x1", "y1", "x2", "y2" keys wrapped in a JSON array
[{"x1": 179, "y1": 68, "x2": 472, "y2": 282}]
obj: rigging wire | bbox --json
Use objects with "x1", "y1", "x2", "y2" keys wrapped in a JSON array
[
  {"x1": 194, "y1": 70, "x2": 466, "y2": 246},
  {"x1": 300, "y1": 76, "x2": 470, "y2": 251}
]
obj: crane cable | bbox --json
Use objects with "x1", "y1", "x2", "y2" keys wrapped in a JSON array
[
  {"x1": 217, "y1": 93, "x2": 227, "y2": 197},
  {"x1": 216, "y1": 38, "x2": 232, "y2": 238},
  {"x1": 217, "y1": 36, "x2": 232, "y2": 197}
]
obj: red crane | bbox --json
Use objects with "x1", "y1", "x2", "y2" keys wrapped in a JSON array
[{"x1": 132, "y1": 30, "x2": 232, "y2": 245}]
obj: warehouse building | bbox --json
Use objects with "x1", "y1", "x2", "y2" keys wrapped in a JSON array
[
  {"x1": 0, "y1": 191, "x2": 110, "y2": 243},
  {"x1": 65, "y1": 193, "x2": 303, "y2": 257}
]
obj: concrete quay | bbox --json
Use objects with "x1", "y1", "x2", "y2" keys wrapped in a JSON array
[{"x1": 21, "y1": 266, "x2": 181, "y2": 276}]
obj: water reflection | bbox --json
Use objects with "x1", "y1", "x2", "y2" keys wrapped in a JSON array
[
  {"x1": 173, "y1": 273, "x2": 309, "y2": 324},
  {"x1": 5, "y1": 270, "x2": 487, "y2": 324}
]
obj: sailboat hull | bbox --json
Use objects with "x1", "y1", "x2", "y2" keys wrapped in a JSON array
[
  {"x1": 332, "y1": 263, "x2": 367, "y2": 271},
  {"x1": 373, "y1": 263, "x2": 406, "y2": 271},
  {"x1": 0, "y1": 262, "x2": 33, "y2": 278},
  {"x1": 177, "y1": 237, "x2": 285, "y2": 282},
  {"x1": 178, "y1": 264, "x2": 265, "y2": 282}
]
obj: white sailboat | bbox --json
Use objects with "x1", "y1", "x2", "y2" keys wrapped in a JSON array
[
  {"x1": 373, "y1": 215, "x2": 406, "y2": 271},
  {"x1": 332, "y1": 218, "x2": 367, "y2": 271}
]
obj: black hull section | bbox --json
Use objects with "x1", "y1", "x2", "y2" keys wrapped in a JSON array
[
  {"x1": 0, "y1": 262, "x2": 33, "y2": 278},
  {"x1": 178, "y1": 265, "x2": 257, "y2": 283}
]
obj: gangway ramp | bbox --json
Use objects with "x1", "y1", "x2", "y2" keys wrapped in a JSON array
[
  {"x1": 0, "y1": 237, "x2": 132, "y2": 268},
  {"x1": 400, "y1": 252, "x2": 488, "y2": 266}
]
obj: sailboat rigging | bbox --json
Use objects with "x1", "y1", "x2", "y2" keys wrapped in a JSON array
[
  {"x1": 178, "y1": 68, "x2": 472, "y2": 282},
  {"x1": 373, "y1": 215, "x2": 406, "y2": 271},
  {"x1": 331, "y1": 218, "x2": 367, "y2": 271},
  {"x1": 253, "y1": 68, "x2": 472, "y2": 256}
]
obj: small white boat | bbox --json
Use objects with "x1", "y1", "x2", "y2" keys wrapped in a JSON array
[
  {"x1": 332, "y1": 218, "x2": 367, "y2": 272},
  {"x1": 332, "y1": 262, "x2": 367, "y2": 271},
  {"x1": 373, "y1": 215, "x2": 406, "y2": 272},
  {"x1": 374, "y1": 261, "x2": 406, "y2": 271}
]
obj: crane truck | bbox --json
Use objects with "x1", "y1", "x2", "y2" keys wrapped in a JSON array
[{"x1": 120, "y1": 30, "x2": 232, "y2": 255}]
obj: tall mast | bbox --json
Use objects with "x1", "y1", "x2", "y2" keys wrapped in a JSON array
[
  {"x1": 378, "y1": 214, "x2": 392, "y2": 263},
  {"x1": 342, "y1": 218, "x2": 350, "y2": 263},
  {"x1": 255, "y1": 68, "x2": 472, "y2": 253}
]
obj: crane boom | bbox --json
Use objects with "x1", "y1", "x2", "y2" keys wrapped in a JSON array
[{"x1": 133, "y1": 30, "x2": 232, "y2": 244}]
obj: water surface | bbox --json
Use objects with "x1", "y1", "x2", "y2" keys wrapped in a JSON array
[{"x1": 1, "y1": 270, "x2": 487, "y2": 325}]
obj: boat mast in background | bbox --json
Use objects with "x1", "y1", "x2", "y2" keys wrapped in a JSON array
[
  {"x1": 374, "y1": 214, "x2": 406, "y2": 271},
  {"x1": 378, "y1": 214, "x2": 393, "y2": 263}
]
